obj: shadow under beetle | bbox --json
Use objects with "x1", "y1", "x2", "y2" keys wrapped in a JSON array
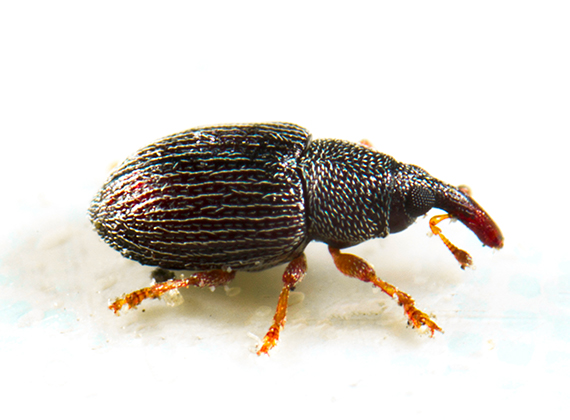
[{"x1": 89, "y1": 122, "x2": 503, "y2": 355}]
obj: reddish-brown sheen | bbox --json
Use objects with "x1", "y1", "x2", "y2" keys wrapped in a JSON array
[{"x1": 450, "y1": 196, "x2": 504, "y2": 249}]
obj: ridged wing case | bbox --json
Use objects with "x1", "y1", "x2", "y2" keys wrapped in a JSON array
[{"x1": 89, "y1": 123, "x2": 310, "y2": 271}]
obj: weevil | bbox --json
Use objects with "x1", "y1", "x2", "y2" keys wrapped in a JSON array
[{"x1": 89, "y1": 122, "x2": 503, "y2": 354}]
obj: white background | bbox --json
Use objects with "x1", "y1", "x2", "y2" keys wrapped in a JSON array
[{"x1": 1, "y1": 1, "x2": 569, "y2": 417}]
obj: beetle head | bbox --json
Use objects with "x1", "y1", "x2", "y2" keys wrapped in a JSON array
[
  {"x1": 390, "y1": 164, "x2": 503, "y2": 249},
  {"x1": 433, "y1": 183, "x2": 504, "y2": 249}
]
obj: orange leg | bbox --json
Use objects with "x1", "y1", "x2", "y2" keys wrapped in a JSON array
[
  {"x1": 329, "y1": 246, "x2": 442, "y2": 336},
  {"x1": 109, "y1": 269, "x2": 236, "y2": 313},
  {"x1": 429, "y1": 214, "x2": 473, "y2": 269},
  {"x1": 257, "y1": 254, "x2": 308, "y2": 355}
]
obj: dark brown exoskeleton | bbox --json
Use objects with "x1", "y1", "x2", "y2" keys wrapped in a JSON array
[{"x1": 89, "y1": 123, "x2": 503, "y2": 354}]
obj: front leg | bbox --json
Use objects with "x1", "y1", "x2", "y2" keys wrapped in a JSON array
[
  {"x1": 429, "y1": 213, "x2": 473, "y2": 269},
  {"x1": 328, "y1": 247, "x2": 442, "y2": 336}
]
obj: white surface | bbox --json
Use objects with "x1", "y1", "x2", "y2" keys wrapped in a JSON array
[{"x1": 1, "y1": 1, "x2": 569, "y2": 417}]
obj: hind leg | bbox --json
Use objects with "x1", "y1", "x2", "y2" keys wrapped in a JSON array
[{"x1": 109, "y1": 269, "x2": 236, "y2": 314}]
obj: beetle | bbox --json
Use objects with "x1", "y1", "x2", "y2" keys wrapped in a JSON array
[{"x1": 89, "y1": 122, "x2": 503, "y2": 354}]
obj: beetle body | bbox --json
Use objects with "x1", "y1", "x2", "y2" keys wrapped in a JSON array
[
  {"x1": 90, "y1": 122, "x2": 503, "y2": 354},
  {"x1": 90, "y1": 123, "x2": 309, "y2": 272},
  {"x1": 90, "y1": 122, "x2": 501, "y2": 270}
]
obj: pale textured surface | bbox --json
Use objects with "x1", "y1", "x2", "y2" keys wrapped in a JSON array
[{"x1": 1, "y1": 1, "x2": 569, "y2": 418}]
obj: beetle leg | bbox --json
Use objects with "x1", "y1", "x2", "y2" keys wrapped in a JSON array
[
  {"x1": 109, "y1": 269, "x2": 236, "y2": 313},
  {"x1": 429, "y1": 214, "x2": 473, "y2": 269},
  {"x1": 328, "y1": 247, "x2": 442, "y2": 336},
  {"x1": 257, "y1": 254, "x2": 308, "y2": 355}
]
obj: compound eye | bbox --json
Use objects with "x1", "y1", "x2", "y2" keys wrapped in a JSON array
[{"x1": 406, "y1": 184, "x2": 435, "y2": 218}]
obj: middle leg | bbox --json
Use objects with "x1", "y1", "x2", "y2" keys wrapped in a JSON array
[{"x1": 257, "y1": 254, "x2": 308, "y2": 355}]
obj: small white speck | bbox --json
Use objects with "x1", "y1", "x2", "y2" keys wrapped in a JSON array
[
  {"x1": 289, "y1": 291, "x2": 305, "y2": 306},
  {"x1": 161, "y1": 289, "x2": 184, "y2": 307},
  {"x1": 224, "y1": 285, "x2": 241, "y2": 297}
]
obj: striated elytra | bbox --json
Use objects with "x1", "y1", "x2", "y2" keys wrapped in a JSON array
[{"x1": 90, "y1": 122, "x2": 503, "y2": 354}]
